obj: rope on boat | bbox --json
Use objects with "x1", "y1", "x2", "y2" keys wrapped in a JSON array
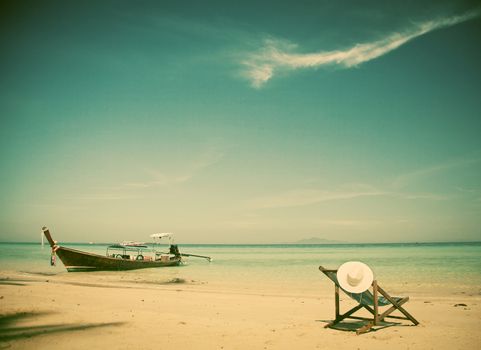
[{"x1": 50, "y1": 251, "x2": 56, "y2": 266}]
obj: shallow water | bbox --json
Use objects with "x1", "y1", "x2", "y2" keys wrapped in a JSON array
[{"x1": 1, "y1": 242, "x2": 480, "y2": 296}]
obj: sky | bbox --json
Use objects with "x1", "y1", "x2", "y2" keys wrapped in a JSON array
[{"x1": 1, "y1": 0, "x2": 480, "y2": 243}]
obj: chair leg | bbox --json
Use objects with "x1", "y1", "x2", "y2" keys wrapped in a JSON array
[
  {"x1": 335, "y1": 285, "x2": 340, "y2": 319},
  {"x1": 379, "y1": 297, "x2": 409, "y2": 321},
  {"x1": 377, "y1": 285, "x2": 419, "y2": 325},
  {"x1": 373, "y1": 280, "x2": 379, "y2": 325}
]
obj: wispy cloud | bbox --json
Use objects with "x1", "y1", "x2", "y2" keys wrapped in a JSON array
[
  {"x1": 73, "y1": 194, "x2": 143, "y2": 201},
  {"x1": 70, "y1": 147, "x2": 225, "y2": 202},
  {"x1": 245, "y1": 187, "x2": 447, "y2": 210},
  {"x1": 245, "y1": 155, "x2": 481, "y2": 209},
  {"x1": 246, "y1": 188, "x2": 385, "y2": 209},
  {"x1": 390, "y1": 156, "x2": 481, "y2": 189},
  {"x1": 122, "y1": 147, "x2": 224, "y2": 189},
  {"x1": 242, "y1": 10, "x2": 480, "y2": 87},
  {"x1": 123, "y1": 174, "x2": 191, "y2": 189}
]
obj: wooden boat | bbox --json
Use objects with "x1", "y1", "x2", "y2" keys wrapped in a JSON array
[{"x1": 42, "y1": 226, "x2": 210, "y2": 272}]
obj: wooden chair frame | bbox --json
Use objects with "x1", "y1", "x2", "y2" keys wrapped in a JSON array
[{"x1": 319, "y1": 266, "x2": 419, "y2": 334}]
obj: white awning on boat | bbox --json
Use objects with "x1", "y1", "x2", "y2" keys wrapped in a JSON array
[
  {"x1": 150, "y1": 233, "x2": 173, "y2": 239},
  {"x1": 120, "y1": 241, "x2": 148, "y2": 247}
]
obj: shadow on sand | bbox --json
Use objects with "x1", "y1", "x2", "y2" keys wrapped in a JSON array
[
  {"x1": 0, "y1": 280, "x2": 27, "y2": 286},
  {"x1": 316, "y1": 319, "x2": 404, "y2": 333},
  {"x1": 0, "y1": 311, "x2": 125, "y2": 343}
]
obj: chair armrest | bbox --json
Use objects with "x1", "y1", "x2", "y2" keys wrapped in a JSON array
[{"x1": 319, "y1": 266, "x2": 337, "y2": 273}]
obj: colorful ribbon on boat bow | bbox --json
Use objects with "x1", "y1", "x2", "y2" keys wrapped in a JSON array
[{"x1": 50, "y1": 245, "x2": 58, "y2": 266}]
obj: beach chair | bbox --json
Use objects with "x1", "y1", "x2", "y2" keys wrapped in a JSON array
[{"x1": 319, "y1": 265, "x2": 419, "y2": 334}]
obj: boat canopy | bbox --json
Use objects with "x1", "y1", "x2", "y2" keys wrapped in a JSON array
[
  {"x1": 150, "y1": 233, "x2": 174, "y2": 239},
  {"x1": 120, "y1": 241, "x2": 148, "y2": 247},
  {"x1": 107, "y1": 244, "x2": 147, "y2": 251}
]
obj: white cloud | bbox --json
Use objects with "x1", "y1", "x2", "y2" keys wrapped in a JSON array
[{"x1": 242, "y1": 11, "x2": 480, "y2": 87}]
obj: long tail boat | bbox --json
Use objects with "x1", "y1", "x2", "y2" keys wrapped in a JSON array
[{"x1": 42, "y1": 226, "x2": 211, "y2": 272}]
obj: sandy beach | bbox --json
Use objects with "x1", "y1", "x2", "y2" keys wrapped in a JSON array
[
  {"x1": 1, "y1": 271, "x2": 480, "y2": 350},
  {"x1": 2, "y1": 0, "x2": 481, "y2": 349}
]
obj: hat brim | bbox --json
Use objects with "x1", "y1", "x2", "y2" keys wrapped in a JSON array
[{"x1": 336, "y1": 261, "x2": 374, "y2": 293}]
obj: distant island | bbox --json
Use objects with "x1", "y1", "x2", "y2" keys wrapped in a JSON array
[{"x1": 288, "y1": 237, "x2": 344, "y2": 244}]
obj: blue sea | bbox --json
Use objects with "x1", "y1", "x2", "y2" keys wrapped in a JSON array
[{"x1": 1, "y1": 242, "x2": 480, "y2": 296}]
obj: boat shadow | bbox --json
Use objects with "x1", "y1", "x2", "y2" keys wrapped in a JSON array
[{"x1": 0, "y1": 311, "x2": 125, "y2": 342}]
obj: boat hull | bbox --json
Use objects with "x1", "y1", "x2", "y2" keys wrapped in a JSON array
[{"x1": 55, "y1": 246, "x2": 182, "y2": 272}]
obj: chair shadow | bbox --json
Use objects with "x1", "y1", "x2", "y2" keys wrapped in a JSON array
[
  {"x1": 315, "y1": 319, "x2": 400, "y2": 333},
  {"x1": 0, "y1": 311, "x2": 126, "y2": 342}
]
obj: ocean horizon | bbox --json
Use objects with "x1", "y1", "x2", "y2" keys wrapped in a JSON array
[{"x1": 2, "y1": 240, "x2": 480, "y2": 246}]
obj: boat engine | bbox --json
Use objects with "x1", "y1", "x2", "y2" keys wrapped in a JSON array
[{"x1": 169, "y1": 244, "x2": 180, "y2": 257}]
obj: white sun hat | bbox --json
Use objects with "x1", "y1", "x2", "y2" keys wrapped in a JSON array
[{"x1": 336, "y1": 261, "x2": 374, "y2": 293}]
